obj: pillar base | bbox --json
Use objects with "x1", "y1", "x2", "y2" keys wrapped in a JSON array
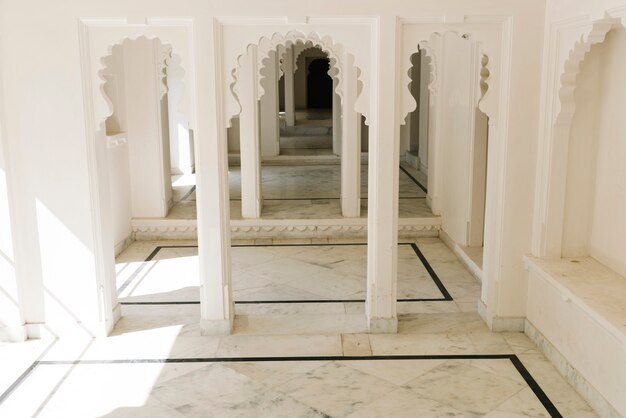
[
  {"x1": 367, "y1": 317, "x2": 398, "y2": 334},
  {"x1": 200, "y1": 318, "x2": 233, "y2": 335},
  {"x1": 477, "y1": 300, "x2": 525, "y2": 332}
]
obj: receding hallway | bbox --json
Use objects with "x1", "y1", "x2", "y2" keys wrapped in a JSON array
[{"x1": 167, "y1": 162, "x2": 430, "y2": 221}]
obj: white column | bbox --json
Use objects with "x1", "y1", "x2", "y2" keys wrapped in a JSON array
[
  {"x1": 417, "y1": 49, "x2": 430, "y2": 173},
  {"x1": 123, "y1": 40, "x2": 172, "y2": 218},
  {"x1": 332, "y1": 76, "x2": 342, "y2": 155},
  {"x1": 283, "y1": 46, "x2": 296, "y2": 127},
  {"x1": 260, "y1": 50, "x2": 280, "y2": 157},
  {"x1": 197, "y1": 19, "x2": 234, "y2": 334},
  {"x1": 366, "y1": 17, "x2": 399, "y2": 333},
  {"x1": 167, "y1": 56, "x2": 195, "y2": 175},
  {"x1": 341, "y1": 54, "x2": 361, "y2": 218},
  {"x1": 239, "y1": 45, "x2": 263, "y2": 219}
]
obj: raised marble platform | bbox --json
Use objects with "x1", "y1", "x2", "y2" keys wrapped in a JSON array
[{"x1": 525, "y1": 256, "x2": 626, "y2": 417}]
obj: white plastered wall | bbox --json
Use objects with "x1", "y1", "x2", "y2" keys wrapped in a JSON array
[{"x1": 0, "y1": 87, "x2": 25, "y2": 341}]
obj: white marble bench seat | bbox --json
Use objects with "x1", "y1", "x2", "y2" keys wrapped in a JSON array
[{"x1": 525, "y1": 256, "x2": 626, "y2": 417}]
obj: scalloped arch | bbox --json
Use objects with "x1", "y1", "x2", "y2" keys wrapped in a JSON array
[
  {"x1": 555, "y1": 18, "x2": 620, "y2": 125},
  {"x1": 229, "y1": 30, "x2": 363, "y2": 122},
  {"x1": 293, "y1": 43, "x2": 322, "y2": 73},
  {"x1": 414, "y1": 32, "x2": 492, "y2": 119},
  {"x1": 95, "y1": 34, "x2": 188, "y2": 133}
]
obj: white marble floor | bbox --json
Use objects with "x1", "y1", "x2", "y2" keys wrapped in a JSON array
[
  {"x1": 169, "y1": 163, "x2": 430, "y2": 220},
  {"x1": 0, "y1": 238, "x2": 597, "y2": 417},
  {"x1": 279, "y1": 109, "x2": 333, "y2": 155}
]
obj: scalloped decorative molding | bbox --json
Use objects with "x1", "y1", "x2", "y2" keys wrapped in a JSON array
[
  {"x1": 229, "y1": 30, "x2": 363, "y2": 122},
  {"x1": 555, "y1": 20, "x2": 617, "y2": 125},
  {"x1": 478, "y1": 53, "x2": 490, "y2": 110},
  {"x1": 95, "y1": 34, "x2": 190, "y2": 134},
  {"x1": 401, "y1": 31, "x2": 494, "y2": 126},
  {"x1": 293, "y1": 43, "x2": 320, "y2": 73},
  {"x1": 131, "y1": 220, "x2": 441, "y2": 237},
  {"x1": 156, "y1": 46, "x2": 172, "y2": 100},
  {"x1": 399, "y1": 14, "x2": 514, "y2": 128},
  {"x1": 417, "y1": 41, "x2": 438, "y2": 96}
]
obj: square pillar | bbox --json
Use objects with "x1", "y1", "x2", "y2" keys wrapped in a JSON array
[
  {"x1": 341, "y1": 54, "x2": 361, "y2": 218},
  {"x1": 366, "y1": 17, "x2": 400, "y2": 333},
  {"x1": 123, "y1": 40, "x2": 172, "y2": 218},
  {"x1": 196, "y1": 19, "x2": 234, "y2": 334},
  {"x1": 283, "y1": 46, "x2": 296, "y2": 127},
  {"x1": 238, "y1": 45, "x2": 263, "y2": 219},
  {"x1": 332, "y1": 76, "x2": 342, "y2": 155},
  {"x1": 260, "y1": 50, "x2": 280, "y2": 157}
]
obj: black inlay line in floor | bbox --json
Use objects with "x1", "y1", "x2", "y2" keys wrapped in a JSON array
[
  {"x1": 120, "y1": 297, "x2": 448, "y2": 306},
  {"x1": 0, "y1": 361, "x2": 38, "y2": 405},
  {"x1": 228, "y1": 196, "x2": 426, "y2": 201},
  {"x1": 118, "y1": 242, "x2": 453, "y2": 303},
  {"x1": 509, "y1": 355, "x2": 563, "y2": 417},
  {"x1": 116, "y1": 246, "x2": 163, "y2": 294},
  {"x1": 410, "y1": 243, "x2": 453, "y2": 301},
  {"x1": 399, "y1": 164, "x2": 428, "y2": 194},
  {"x1": 0, "y1": 354, "x2": 562, "y2": 417}
]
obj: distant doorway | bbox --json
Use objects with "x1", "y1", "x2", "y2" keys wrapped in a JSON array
[{"x1": 307, "y1": 58, "x2": 333, "y2": 108}]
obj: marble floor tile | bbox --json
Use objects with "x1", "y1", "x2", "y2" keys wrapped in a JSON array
[
  {"x1": 223, "y1": 361, "x2": 330, "y2": 389},
  {"x1": 398, "y1": 312, "x2": 490, "y2": 334},
  {"x1": 272, "y1": 362, "x2": 398, "y2": 417},
  {"x1": 233, "y1": 314, "x2": 367, "y2": 335},
  {"x1": 516, "y1": 353, "x2": 601, "y2": 418},
  {"x1": 216, "y1": 334, "x2": 343, "y2": 357},
  {"x1": 338, "y1": 359, "x2": 446, "y2": 386},
  {"x1": 341, "y1": 334, "x2": 372, "y2": 356},
  {"x1": 484, "y1": 387, "x2": 551, "y2": 418},
  {"x1": 150, "y1": 363, "x2": 327, "y2": 418},
  {"x1": 345, "y1": 387, "x2": 467, "y2": 418},
  {"x1": 368, "y1": 333, "x2": 477, "y2": 356},
  {"x1": 404, "y1": 360, "x2": 527, "y2": 416}
]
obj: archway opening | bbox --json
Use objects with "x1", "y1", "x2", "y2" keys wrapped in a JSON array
[
  {"x1": 280, "y1": 46, "x2": 334, "y2": 156},
  {"x1": 100, "y1": 37, "x2": 198, "y2": 332},
  {"x1": 220, "y1": 35, "x2": 392, "y2": 327},
  {"x1": 307, "y1": 57, "x2": 333, "y2": 109},
  {"x1": 226, "y1": 39, "x2": 367, "y2": 221},
  {"x1": 394, "y1": 32, "x2": 492, "y2": 318}
]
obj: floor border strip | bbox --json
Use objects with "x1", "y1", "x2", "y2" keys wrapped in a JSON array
[
  {"x1": 118, "y1": 242, "x2": 453, "y2": 304},
  {"x1": 0, "y1": 354, "x2": 561, "y2": 417}
]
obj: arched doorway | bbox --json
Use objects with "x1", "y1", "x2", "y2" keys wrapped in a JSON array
[{"x1": 306, "y1": 58, "x2": 333, "y2": 109}]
